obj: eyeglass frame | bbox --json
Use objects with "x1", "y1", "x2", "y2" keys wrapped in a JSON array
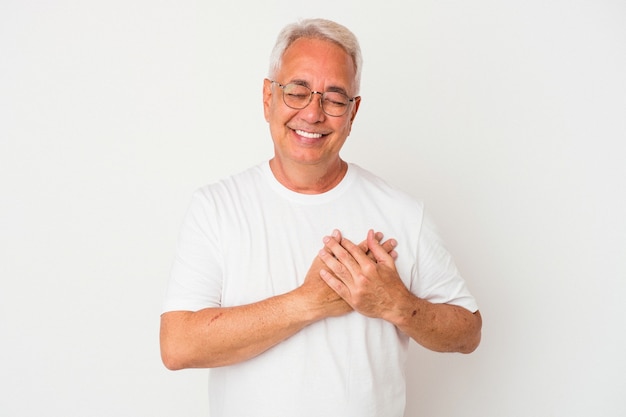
[{"x1": 269, "y1": 80, "x2": 359, "y2": 117}]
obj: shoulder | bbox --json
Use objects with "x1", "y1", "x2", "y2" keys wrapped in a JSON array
[
  {"x1": 193, "y1": 163, "x2": 267, "y2": 203},
  {"x1": 349, "y1": 163, "x2": 424, "y2": 211}
]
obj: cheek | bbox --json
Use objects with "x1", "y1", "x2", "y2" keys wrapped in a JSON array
[{"x1": 336, "y1": 119, "x2": 354, "y2": 136}]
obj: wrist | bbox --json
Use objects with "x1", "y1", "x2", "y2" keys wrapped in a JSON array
[{"x1": 384, "y1": 290, "x2": 425, "y2": 329}]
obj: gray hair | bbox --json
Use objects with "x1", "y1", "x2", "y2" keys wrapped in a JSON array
[{"x1": 268, "y1": 18, "x2": 363, "y2": 94}]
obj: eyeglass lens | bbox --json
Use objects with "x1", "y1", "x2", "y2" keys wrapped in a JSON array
[{"x1": 280, "y1": 83, "x2": 351, "y2": 117}]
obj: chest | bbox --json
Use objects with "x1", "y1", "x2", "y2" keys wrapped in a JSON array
[{"x1": 217, "y1": 197, "x2": 418, "y2": 306}]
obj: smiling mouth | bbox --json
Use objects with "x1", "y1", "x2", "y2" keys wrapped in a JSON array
[{"x1": 295, "y1": 129, "x2": 324, "y2": 139}]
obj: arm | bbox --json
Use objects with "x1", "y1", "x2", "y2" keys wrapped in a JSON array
[
  {"x1": 160, "y1": 233, "x2": 397, "y2": 370},
  {"x1": 318, "y1": 230, "x2": 482, "y2": 353},
  {"x1": 160, "y1": 254, "x2": 347, "y2": 370}
]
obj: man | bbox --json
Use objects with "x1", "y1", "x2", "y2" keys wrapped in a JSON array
[{"x1": 160, "y1": 18, "x2": 481, "y2": 417}]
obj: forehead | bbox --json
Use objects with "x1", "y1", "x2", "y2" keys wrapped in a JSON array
[{"x1": 278, "y1": 38, "x2": 356, "y2": 90}]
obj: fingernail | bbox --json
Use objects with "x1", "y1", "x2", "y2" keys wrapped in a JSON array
[
  {"x1": 332, "y1": 229, "x2": 340, "y2": 238},
  {"x1": 323, "y1": 236, "x2": 330, "y2": 243}
]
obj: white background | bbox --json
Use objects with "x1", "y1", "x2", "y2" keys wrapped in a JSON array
[{"x1": 1, "y1": 1, "x2": 625, "y2": 416}]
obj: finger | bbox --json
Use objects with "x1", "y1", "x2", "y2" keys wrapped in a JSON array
[
  {"x1": 337, "y1": 235, "x2": 372, "y2": 267},
  {"x1": 321, "y1": 229, "x2": 343, "y2": 255},
  {"x1": 359, "y1": 231, "x2": 397, "y2": 261},
  {"x1": 318, "y1": 246, "x2": 353, "y2": 284},
  {"x1": 359, "y1": 231, "x2": 383, "y2": 253},
  {"x1": 322, "y1": 235, "x2": 361, "y2": 277},
  {"x1": 319, "y1": 268, "x2": 351, "y2": 300},
  {"x1": 366, "y1": 230, "x2": 395, "y2": 265},
  {"x1": 379, "y1": 237, "x2": 397, "y2": 259}
]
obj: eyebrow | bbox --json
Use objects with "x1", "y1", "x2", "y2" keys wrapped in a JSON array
[{"x1": 290, "y1": 79, "x2": 349, "y2": 96}]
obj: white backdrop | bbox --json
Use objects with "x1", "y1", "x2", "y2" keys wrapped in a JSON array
[{"x1": 1, "y1": 1, "x2": 625, "y2": 416}]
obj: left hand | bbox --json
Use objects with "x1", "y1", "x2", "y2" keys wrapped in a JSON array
[{"x1": 318, "y1": 229, "x2": 411, "y2": 319}]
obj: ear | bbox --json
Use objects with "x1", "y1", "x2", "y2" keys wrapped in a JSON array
[
  {"x1": 263, "y1": 79, "x2": 273, "y2": 122},
  {"x1": 349, "y1": 96, "x2": 361, "y2": 124}
]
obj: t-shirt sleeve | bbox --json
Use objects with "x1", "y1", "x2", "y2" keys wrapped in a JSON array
[
  {"x1": 162, "y1": 188, "x2": 223, "y2": 313},
  {"x1": 414, "y1": 212, "x2": 479, "y2": 313}
]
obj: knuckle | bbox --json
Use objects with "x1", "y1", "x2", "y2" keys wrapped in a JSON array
[
  {"x1": 361, "y1": 263, "x2": 376, "y2": 275},
  {"x1": 335, "y1": 263, "x2": 348, "y2": 276},
  {"x1": 336, "y1": 252, "x2": 353, "y2": 266}
]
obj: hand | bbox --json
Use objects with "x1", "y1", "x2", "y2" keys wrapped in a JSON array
[
  {"x1": 298, "y1": 253, "x2": 353, "y2": 319},
  {"x1": 318, "y1": 229, "x2": 411, "y2": 319},
  {"x1": 363, "y1": 230, "x2": 398, "y2": 261},
  {"x1": 324, "y1": 229, "x2": 398, "y2": 261},
  {"x1": 298, "y1": 230, "x2": 399, "y2": 320}
]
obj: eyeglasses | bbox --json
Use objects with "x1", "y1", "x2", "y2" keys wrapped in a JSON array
[{"x1": 270, "y1": 80, "x2": 358, "y2": 117}]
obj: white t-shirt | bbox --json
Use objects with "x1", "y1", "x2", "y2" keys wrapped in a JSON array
[{"x1": 164, "y1": 162, "x2": 478, "y2": 417}]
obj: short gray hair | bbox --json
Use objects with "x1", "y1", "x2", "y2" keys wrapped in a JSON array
[{"x1": 268, "y1": 18, "x2": 363, "y2": 94}]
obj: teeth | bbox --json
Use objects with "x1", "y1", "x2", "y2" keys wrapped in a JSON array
[{"x1": 295, "y1": 129, "x2": 323, "y2": 139}]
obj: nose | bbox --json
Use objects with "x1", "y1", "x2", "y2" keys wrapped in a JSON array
[{"x1": 300, "y1": 91, "x2": 326, "y2": 122}]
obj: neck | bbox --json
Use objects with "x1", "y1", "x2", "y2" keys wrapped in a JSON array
[{"x1": 269, "y1": 157, "x2": 347, "y2": 194}]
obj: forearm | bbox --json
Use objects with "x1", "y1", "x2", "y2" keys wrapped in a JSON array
[
  {"x1": 317, "y1": 231, "x2": 481, "y2": 353},
  {"x1": 160, "y1": 235, "x2": 391, "y2": 370},
  {"x1": 389, "y1": 293, "x2": 482, "y2": 354},
  {"x1": 160, "y1": 291, "x2": 319, "y2": 370}
]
